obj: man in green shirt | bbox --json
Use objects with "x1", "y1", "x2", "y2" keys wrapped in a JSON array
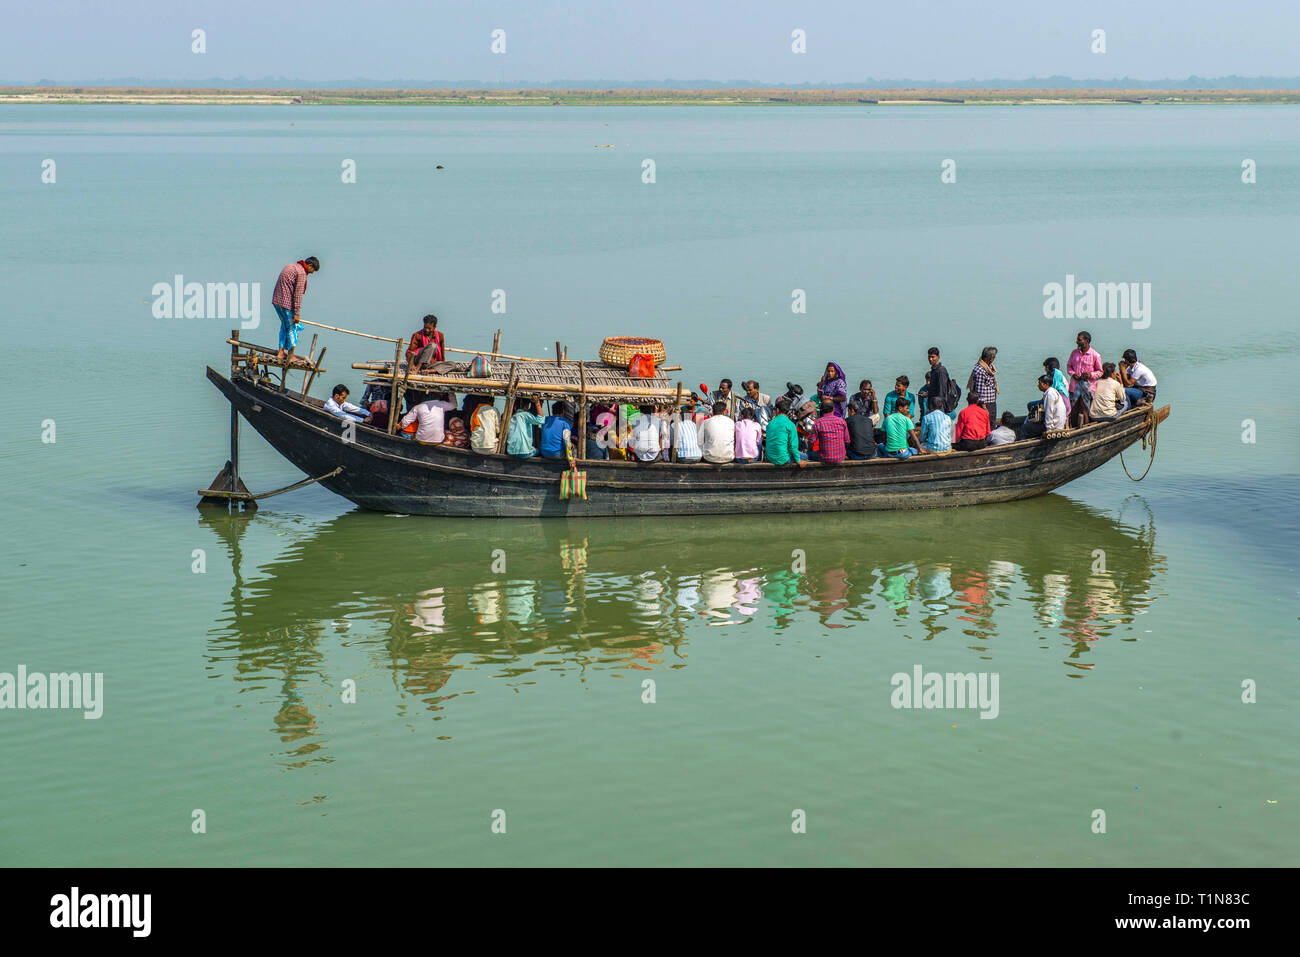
[
  {"x1": 877, "y1": 399, "x2": 919, "y2": 459},
  {"x1": 506, "y1": 397, "x2": 545, "y2": 458},
  {"x1": 764, "y1": 398, "x2": 801, "y2": 466}
]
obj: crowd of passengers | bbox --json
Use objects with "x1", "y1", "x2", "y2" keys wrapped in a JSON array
[{"x1": 322, "y1": 320, "x2": 1158, "y2": 466}]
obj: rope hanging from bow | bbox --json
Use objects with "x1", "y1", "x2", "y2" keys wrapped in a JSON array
[{"x1": 1119, "y1": 404, "x2": 1159, "y2": 482}]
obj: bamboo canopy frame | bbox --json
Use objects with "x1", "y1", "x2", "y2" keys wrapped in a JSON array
[{"x1": 227, "y1": 322, "x2": 686, "y2": 463}]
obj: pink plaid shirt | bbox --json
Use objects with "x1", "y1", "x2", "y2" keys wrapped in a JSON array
[{"x1": 272, "y1": 262, "x2": 308, "y2": 314}]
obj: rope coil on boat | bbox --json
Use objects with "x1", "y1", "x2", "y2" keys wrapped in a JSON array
[{"x1": 1119, "y1": 405, "x2": 1159, "y2": 481}]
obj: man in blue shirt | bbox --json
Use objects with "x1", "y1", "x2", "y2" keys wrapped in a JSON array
[{"x1": 539, "y1": 400, "x2": 575, "y2": 459}]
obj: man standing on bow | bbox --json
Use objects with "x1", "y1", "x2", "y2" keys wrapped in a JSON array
[{"x1": 273, "y1": 256, "x2": 320, "y2": 363}]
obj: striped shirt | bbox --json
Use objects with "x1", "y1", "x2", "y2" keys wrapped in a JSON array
[
  {"x1": 670, "y1": 415, "x2": 702, "y2": 461},
  {"x1": 272, "y1": 262, "x2": 308, "y2": 313},
  {"x1": 920, "y1": 409, "x2": 953, "y2": 452},
  {"x1": 970, "y1": 363, "x2": 998, "y2": 403}
]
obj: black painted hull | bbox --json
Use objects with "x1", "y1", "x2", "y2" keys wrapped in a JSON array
[{"x1": 209, "y1": 367, "x2": 1169, "y2": 517}]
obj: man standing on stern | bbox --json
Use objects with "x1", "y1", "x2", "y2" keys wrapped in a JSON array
[{"x1": 273, "y1": 255, "x2": 319, "y2": 363}]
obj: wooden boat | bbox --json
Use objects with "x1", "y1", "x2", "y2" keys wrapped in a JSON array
[{"x1": 204, "y1": 330, "x2": 1169, "y2": 517}]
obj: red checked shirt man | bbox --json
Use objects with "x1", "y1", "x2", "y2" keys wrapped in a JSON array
[{"x1": 811, "y1": 402, "x2": 850, "y2": 464}]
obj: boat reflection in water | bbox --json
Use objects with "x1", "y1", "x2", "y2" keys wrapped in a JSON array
[{"x1": 201, "y1": 494, "x2": 1163, "y2": 765}]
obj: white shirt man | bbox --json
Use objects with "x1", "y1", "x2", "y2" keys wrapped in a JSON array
[
  {"x1": 698, "y1": 410, "x2": 736, "y2": 463},
  {"x1": 987, "y1": 423, "x2": 1017, "y2": 446},
  {"x1": 1127, "y1": 361, "x2": 1157, "y2": 388},
  {"x1": 325, "y1": 390, "x2": 367, "y2": 423},
  {"x1": 469, "y1": 402, "x2": 499, "y2": 453},
  {"x1": 1044, "y1": 384, "x2": 1069, "y2": 431},
  {"x1": 630, "y1": 413, "x2": 668, "y2": 462},
  {"x1": 401, "y1": 397, "x2": 456, "y2": 444}
]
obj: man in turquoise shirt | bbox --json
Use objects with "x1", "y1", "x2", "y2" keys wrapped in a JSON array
[
  {"x1": 506, "y1": 397, "x2": 545, "y2": 458},
  {"x1": 764, "y1": 399, "x2": 801, "y2": 465},
  {"x1": 882, "y1": 376, "x2": 918, "y2": 423}
]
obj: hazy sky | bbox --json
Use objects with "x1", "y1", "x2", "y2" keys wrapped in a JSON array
[{"x1": 2, "y1": 0, "x2": 1297, "y2": 83}]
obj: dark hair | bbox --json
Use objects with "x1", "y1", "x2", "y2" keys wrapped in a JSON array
[
  {"x1": 304, "y1": 256, "x2": 320, "y2": 270},
  {"x1": 929, "y1": 396, "x2": 943, "y2": 410},
  {"x1": 775, "y1": 396, "x2": 791, "y2": 412},
  {"x1": 859, "y1": 379, "x2": 871, "y2": 389},
  {"x1": 1122, "y1": 349, "x2": 1138, "y2": 363},
  {"x1": 331, "y1": 384, "x2": 348, "y2": 396},
  {"x1": 967, "y1": 392, "x2": 981, "y2": 406},
  {"x1": 980, "y1": 346, "x2": 998, "y2": 362},
  {"x1": 739, "y1": 406, "x2": 756, "y2": 421},
  {"x1": 1038, "y1": 374, "x2": 1053, "y2": 387},
  {"x1": 719, "y1": 379, "x2": 732, "y2": 390},
  {"x1": 1077, "y1": 331, "x2": 1092, "y2": 344},
  {"x1": 927, "y1": 347, "x2": 940, "y2": 357},
  {"x1": 1044, "y1": 357, "x2": 1060, "y2": 371},
  {"x1": 638, "y1": 404, "x2": 654, "y2": 416},
  {"x1": 1102, "y1": 362, "x2": 1117, "y2": 376},
  {"x1": 553, "y1": 400, "x2": 573, "y2": 419},
  {"x1": 514, "y1": 396, "x2": 532, "y2": 412},
  {"x1": 897, "y1": 399, "x2": 911, "y2": 412},
  {"x1": 712, "y1": 401, "x2": 727, "y2": 415},
  {"x1": 896, "y1": 375, "x2": 909, "y2": 388},
  {"x1": 745, "y1": 380, "x2": 759, "y2": 391},
  {"x1": 422, "y1": 314, "x2": 438, "y2": 327},
  {"x1": 1001, "y1": 411, "x2": 1016, "y2": 427}
]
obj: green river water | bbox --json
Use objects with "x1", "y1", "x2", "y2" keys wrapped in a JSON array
[{"x1": 0, "y1": 105, "x2": 1296, "y2": 865}]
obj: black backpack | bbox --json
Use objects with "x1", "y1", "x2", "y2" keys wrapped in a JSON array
[{"x1": 945, "y1": 376, "x2": 961, "y2": 412}]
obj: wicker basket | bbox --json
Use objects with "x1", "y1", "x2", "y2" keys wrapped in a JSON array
[{"x1": 599, "y1": 336, "x2": 666, "y2": 368}]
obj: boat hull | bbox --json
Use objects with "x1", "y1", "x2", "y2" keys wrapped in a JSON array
[{"x1": 209, "y1": 368, "x2": 1168, "y2": 517}]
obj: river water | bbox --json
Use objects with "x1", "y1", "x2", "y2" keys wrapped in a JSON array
[{"x1": 0, "y1": 105, "x2": 1296, "y2": 865}]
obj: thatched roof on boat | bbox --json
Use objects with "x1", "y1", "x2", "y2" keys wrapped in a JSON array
[{"x1": 354, "y1": 358, "x2": 679, "y2": 402}]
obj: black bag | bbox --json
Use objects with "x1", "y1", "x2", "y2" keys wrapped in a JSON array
[{"x1": 944, "y1": 377, "x2": 961, "y2": 413}]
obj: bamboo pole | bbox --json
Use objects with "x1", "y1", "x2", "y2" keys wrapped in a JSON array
[
  {"x1": 492, "y1": 329, "x2": 502, "y2": 354},
  {"x1": 303, "y1": 346, "x2": 326, "y2": 397},
  {"x1": 387, "y1": 338, "x2": 404, "y2": 434},
  {"x1": 577, "y1": 361, "x2": 587, "y2": 461},
  {"x1": 296, "y1": 319, "x2": 400, "y2": 342},
  {"x1": 495, "y1": 365, "x2": 521, "y2": 454},
  {"x1": 445, "y1": 346, "x2": 544, "y2": 362},
  {"x1": 354, "y1": 370, "x2": 677, "y2": 400},
  {"x1": 671, "y1": 381, "x2": 682, "y2": 462},
  {"x1": 555, "y1": 341, "x2": 563, "y2": 365},
  {"x1": 303, "y1": 333, "x2": 318, "y2": 392},
  {"x1": 350, "y1": 362, "x2": 676, "y2": 393},
  {"x1": 230, "y1": 330, "x2": 241, "y2": 510}
]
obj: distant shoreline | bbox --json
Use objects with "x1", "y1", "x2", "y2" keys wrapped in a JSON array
[{"x1": 3, "y1": 86, "x2": 1299, "y2": 106}]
